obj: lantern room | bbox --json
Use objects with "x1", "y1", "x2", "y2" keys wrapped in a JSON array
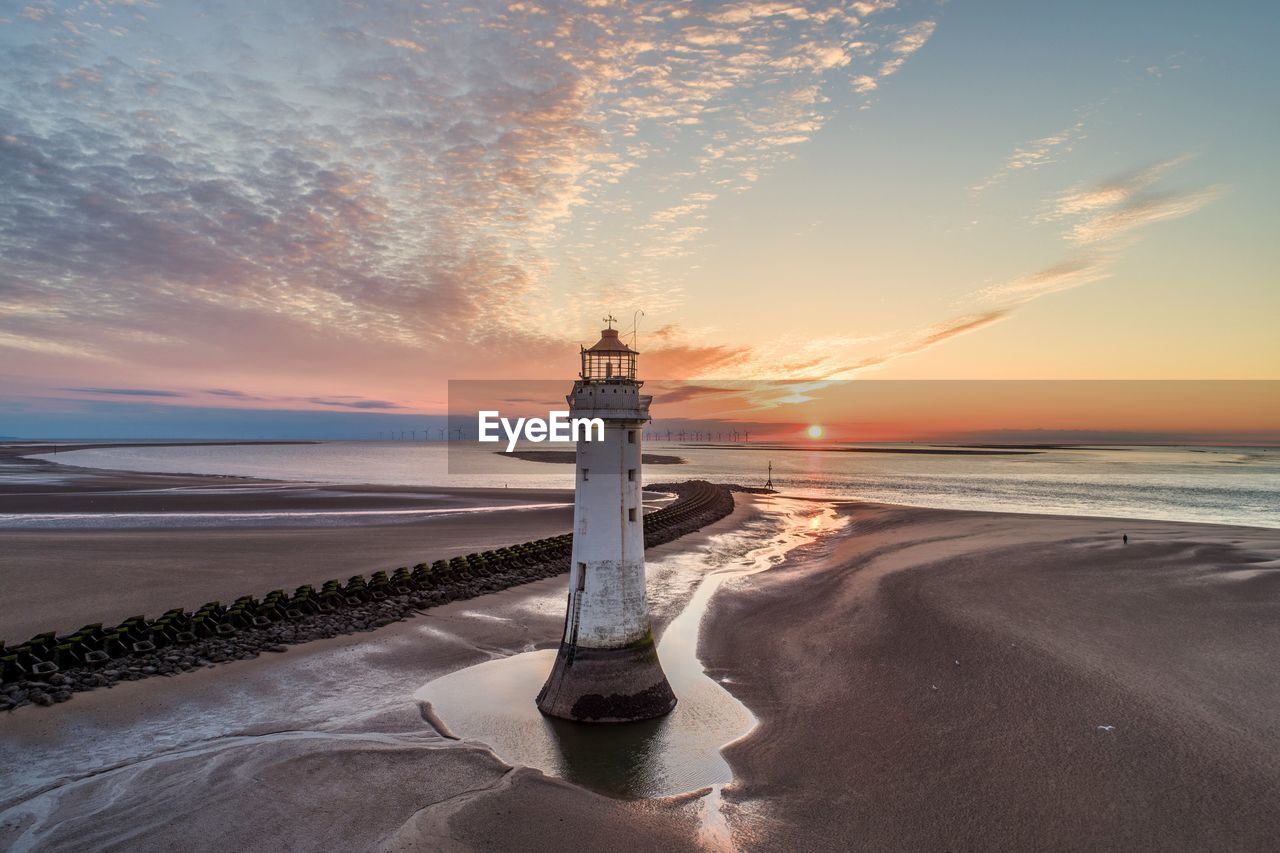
[{"x1": 580, "y1": 319, "x2": 637, "y2": 382}]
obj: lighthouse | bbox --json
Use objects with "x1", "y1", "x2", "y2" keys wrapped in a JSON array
[{"x1": 536, "y1": 317, "x2": 677, "y2": 722}]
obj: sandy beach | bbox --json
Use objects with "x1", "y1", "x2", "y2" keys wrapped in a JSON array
[
  {"x1": 0, "y1": 490, "x2": 760, "y2": 851},
  {"x1": 704, "y1": 503, "x2": 1280, "y2": 851},
  {"x1": 0, "y1": 445, "x2": 577, "y2": 638},
  {"x1": 0, "y1": 501, "x2": 576, "y2": 640},
  {"x1": 2, "y1": 478, "x2": 1278, "y2": 850}
]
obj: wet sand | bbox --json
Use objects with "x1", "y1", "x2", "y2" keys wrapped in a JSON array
[
  {"x1": 0, "y1": 504, "x2": 577, "y2": 641},
  {"x1": 0, "y1": 447, "x2": 580, "y2": 639},
  {"x1": 0, "y1": 498, "x2": 760, "y2": 852},
  {"x1": 703, "y1": 503, "x2": 1280, "y2": 851},
  {"x1": 4, "y1": 485, "x2": 1280, "y2": 851}
]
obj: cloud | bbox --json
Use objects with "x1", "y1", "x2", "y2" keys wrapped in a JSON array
[
  {"x1": 845, "y1": 18, "x2": 932, "y2": 99},
  {"x1": 384, "y1": 38, "x2": 425, "y2": 53},
  {"x1": 1065, "y1": 187, "x2": 1219, "y2": 245},
  {"x1": 915, "y1": 310, "x2": 1009, "y2": 348},
  {"x1": 642, "y1": 382, "x2": 746, "y2": 405},
  {"x1": 852, "y1": 74, "x2": 879, "y2": 93},
  {"x1": 813, "y1": 154, "x2": 1218, "y2": 378},
  {"x1": 0, "y1": 0, "x2": 937, "y2": 397},
  {"x1": 40, "y1": 384, "x2": 414, "y2": 413},
  {"x1": 0, "y1": 330, "x2": 101, "y2": 358},
  {"x1": 971, "y1": 119, "x2": 1088, "y2": 192},
  {"x1": 833, "y1": 309, "x2": 1009, "y2": 375},
  {"x1": 498, "y1": 396, "x2": 564, "y2": 406},
  {"x1": 642, "y1": 344, "x2": 754, "y2": 378},
  {"x1": 932, "y1": 155, "x2": 1217, "y2": 367},
  {"x1": 59, "y1": 387, "x2": 186, "y2": 398},
  {"x1": 306, "y1": 397, "x2": 405, "y2": 410},
  {"x1": 978, "y1": 256, "x2": 1111, "y2": 302},
  {"x1": 1039, "y1": 156, "x2": 1191, "y2": 221},
  {"x1": 1026, "y1": 156, "x2": 1219, "y2": 246},
  {"x1": 876, "y1": 20, "x2": 935, "y2": 78}
]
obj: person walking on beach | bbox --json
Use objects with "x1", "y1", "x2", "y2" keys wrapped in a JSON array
[{"x1": 1123, "y1": 534, "x2": 1128, "y2": 545}]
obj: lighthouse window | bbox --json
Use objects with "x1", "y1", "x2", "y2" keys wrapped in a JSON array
[
  {"x1": 581, "y1": 467, "x2": 589, "y2": 481},
  {"x1": 577, "y1": 563, "x2": 587, "y2": 591},
  {"x1": 627, "y1": 468, "x2": 635, "y2": 481},
  {"x1": 628, "y1": 430, "x2": 636, "y2": 444},
  {"x1": 628, "y1": 507, "x2": 637, "y2": 522}
]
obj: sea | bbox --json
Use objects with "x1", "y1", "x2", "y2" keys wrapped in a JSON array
[{"x1": 30, "y1": 440, "x2": 1280, "y2": 529}]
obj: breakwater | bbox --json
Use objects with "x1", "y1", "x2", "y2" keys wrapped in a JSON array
[{"x1": 0, "y1": 481, "x2": 738, "y2": 712}]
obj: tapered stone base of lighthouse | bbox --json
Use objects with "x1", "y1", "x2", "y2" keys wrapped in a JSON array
[{"x1": 536, "y1": 321, "x2": 677, "y2": 723}]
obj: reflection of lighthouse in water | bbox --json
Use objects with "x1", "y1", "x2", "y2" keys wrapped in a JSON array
[{"x1": 536, "y1": 317, "x2": 677, "y2": 723}]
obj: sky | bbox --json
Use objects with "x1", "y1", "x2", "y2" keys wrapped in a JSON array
[{"x1": 1, "y1": 0, "x2": 1277, "y2": 438}]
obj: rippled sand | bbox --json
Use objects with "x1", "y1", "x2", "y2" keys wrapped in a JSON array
[
  {"x1": 4, "y1": 495, "x2": 1279, "y2": 851},
  {"x1": 0, "y1": 499, "x2": 767, "y2": 851}
]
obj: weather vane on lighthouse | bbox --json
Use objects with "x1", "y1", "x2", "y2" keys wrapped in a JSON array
[{"x1": 536, "y1": 315, "x2": 677, "y2": 722}]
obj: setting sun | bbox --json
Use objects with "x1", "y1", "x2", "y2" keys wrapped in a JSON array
[{"x1": 807, "y1": 424, "x2": 824, "y2": 440}]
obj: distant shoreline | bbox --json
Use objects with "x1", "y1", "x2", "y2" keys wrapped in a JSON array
[
  {"x1": 498, "y1": 450, "x2": 686, "y2": 465},
  {"x1": 678, "y1": 443, "x2": 1040, "y2": 456},
  {"x1": 0, "y1": 440, "x2": 320, "y2": 459}
]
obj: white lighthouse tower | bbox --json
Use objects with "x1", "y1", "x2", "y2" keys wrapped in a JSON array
[{"x1": 536, "y1": 316, "x2": 677, "y2": 722}]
